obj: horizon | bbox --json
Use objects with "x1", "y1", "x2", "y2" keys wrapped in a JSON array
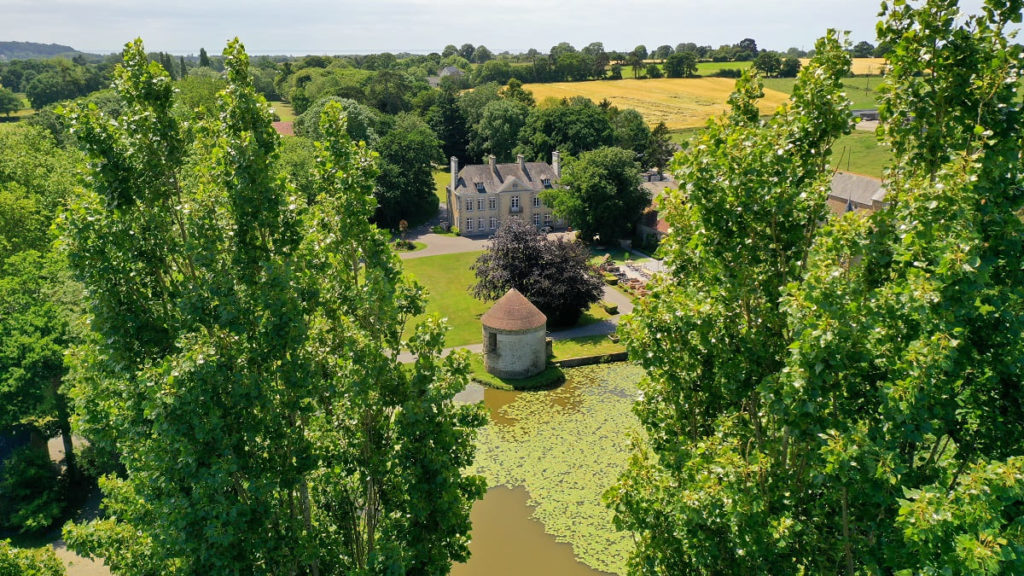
[{"x1": 1, "y1": 0, "x2": 989, "y2": 57}]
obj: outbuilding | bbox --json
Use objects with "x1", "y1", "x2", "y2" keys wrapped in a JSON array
[{"x1": 481, "y1": 289, "x2": 547, "y2": 379}]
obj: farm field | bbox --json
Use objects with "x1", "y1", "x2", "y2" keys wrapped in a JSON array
[
  {"x1": 695, "y1": 60, "x2": 752, "y2": 75},
  {"x1": 762, "y1": 76, "x2": 882, "y2": 109},
  {"x1": 523, "y1": 78, "x2": 790, "y2": 129}
]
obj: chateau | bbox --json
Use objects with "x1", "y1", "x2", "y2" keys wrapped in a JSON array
[{"x1": 445, "y1": 153, "x2": 565, "y2": 237}]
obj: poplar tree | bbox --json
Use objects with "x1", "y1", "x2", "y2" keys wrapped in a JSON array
[
  {"x1": 609, "y1": 1, "x2": 1024, "y2": 573},
  {"x1": 60, "y1": 38, "x2": 483, "y2": 576}
]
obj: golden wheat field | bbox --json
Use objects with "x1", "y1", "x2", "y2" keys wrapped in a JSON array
[
  {"x1": 801, "y1": 57, "x2": 887, "y2": 75},
  {"x1": 522, "y1": 78, "x2": 792, "y2": 130}
]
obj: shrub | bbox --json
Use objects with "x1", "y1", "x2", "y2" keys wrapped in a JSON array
[
  {"x1": 0, "y1": 445, "x2": 64, "y2": 533},
  {"x1": 603, "y1": 302, "x2": 619, "y2": 315}
]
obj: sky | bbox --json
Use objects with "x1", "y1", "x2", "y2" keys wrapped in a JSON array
[{"x1": 2, "y1": 0, "x2": 989, "y2": 56}]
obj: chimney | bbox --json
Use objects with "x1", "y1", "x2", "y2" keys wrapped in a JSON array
[
  {"x1": 517, "y1": 153, "x2": 526, "y2": 171},
  {"x1": 489, "y1": 154, "x2": 497, "y2": 176},
  {"x1": 450, "y1": 156, "x2": 458, "y2": 192},
  {"x1": 552, "y1": 150, "x2": 561, "y2": 178}
]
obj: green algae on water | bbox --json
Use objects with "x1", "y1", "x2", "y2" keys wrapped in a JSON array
[{"x1": 471, "y1": 363, "x2": 646, "y2": 576}]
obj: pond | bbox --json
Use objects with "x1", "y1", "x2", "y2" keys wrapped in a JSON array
[{"x1": 454, "y1": 363, "x2": 644, "y2": 576}]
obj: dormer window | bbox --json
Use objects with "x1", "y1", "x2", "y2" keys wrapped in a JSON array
[
  {"x1": 541, "y1": 178, "x2": 552, "y2": 189},
  {"x1": 475, "y1": 182, "x2": 486, "y2": 193}
]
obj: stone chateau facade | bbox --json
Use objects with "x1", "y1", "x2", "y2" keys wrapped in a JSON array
[{"x1": 445, "y1": 153, "x2": 565, "y2": 237}]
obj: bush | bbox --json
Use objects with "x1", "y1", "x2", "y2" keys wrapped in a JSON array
[
  {"x1": 0, "y1": 540, "x2": 65, "y2": 576},
  {"x1": 603, "y1": 274, "x2": 619, "y2": 285},
  {"x1": 603, "y1": 302, "x2": 619, "y2": 314},
  {"x1": 450, "y1": 226, "x2": 460, "y2": 236},
  {"x1": 430, "y1": 225, "x2": 446, "y2": 234},
  {"x1": 0, "y1": 445, "x2": 64, "y2": 533},
  {"x1": 708, "y1": 68, "x2": 743, "y2": 78}
]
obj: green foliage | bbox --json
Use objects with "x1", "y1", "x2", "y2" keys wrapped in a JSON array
[
  {"x1": 172, "y1": 67, "x2": 225, "y2": 119},
  {"x1": 0, "y1": 445, "x2": 64, "y2": 533},
  {"x1": 375, "y1": 112, "x2": 443, "y2": 228},
  {"x1": 542, "y1": 146, "x2": 648, "y2": 242},
  {"x1": 0, "y1": 86, "x2": 20, "y2": 116},
  {"x1": 516, "y1": 96, "x2": 613, "y2": 160},
  {"x1": 293, "y1": 95, "x2": 378, "y2": 144},
  {"x1": 607, "y1": 32, "x2": 854, "y2": 574},
  {"x1": 608, "y1": 108, "x2": 651, "y2": 162},
  {"x1": 0, "y1": 540, "x2": 65, "y2": 576},
  {"x1": 663, "y1": 52, "x2": 697, "y2": 78},
  {"x1": 469, "y1": 98, "x2": 529, "y2": 162},
  {"x1": 472, "y1": 217, "x2": 604, "y2": 327},
  {"x1": 59, "y1": 38, "x2": 483, "y2": 575},
  {"x1": 612, "y1": 0, "x2": 1024, "y2": 572}
]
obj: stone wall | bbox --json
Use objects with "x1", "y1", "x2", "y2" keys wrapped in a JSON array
[{"x1": 484, "y1": 326, "x2": 546, "y2": 379}]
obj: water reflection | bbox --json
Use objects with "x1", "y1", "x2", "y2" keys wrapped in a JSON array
[{"x1": 452, "y1": 486, "x2": 612, "y2": 576}]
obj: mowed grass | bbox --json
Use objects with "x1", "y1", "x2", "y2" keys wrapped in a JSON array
[
  {"x1": 831, "y1": 130, "x2": 891, "y2": 178},
  {"x1": 402, "y1": 251, "x2": 488, "y2": 347},
  {"x1": 402, "y1": 250, "x2": 616, "y2": 347},
  {"x1": 551, "y1": 334, "x2": 626, "y2": 362},
  {"x1": 268, "y1": 100, "x2": 297, "y2": 122},
  {"x1": 432, "y1": 169, "x2": 449, "y2": 205},
  {"x1": 522, "y1": 78, "x2": 790, "y2": 130}
]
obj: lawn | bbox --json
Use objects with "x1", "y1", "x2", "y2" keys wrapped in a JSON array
[
  {"x1": 402, "y1": 251, "x2": 616, "y2": 347},
  {"x1": 550, "y1": 334, "x2": 626, "y2": 362},
  {"x1": 432, "y1": 169, "x2": 449, "y2": 205},
  {"x1": 522, "y1": 78, "x2": 790, "y2": 130},
  {"x1": 402, "y1": 251, "x2": 488, "y2": 347},
  {"x1": 268, "y1": 100, "x2": 296, "y2": 122},
  {"x1": 831, "y1": 130, "x2": 890, "y2": 178}
]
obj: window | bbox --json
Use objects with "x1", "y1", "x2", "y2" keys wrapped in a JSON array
[
  {"x1": 487, "y1": 331, "x2": 497, "y2": 352},
  {"x1": 477, "y1": 199, "x2": 485, "y2": 211},
  {"x1": 464, "y1": 199, "x2": 473, "y2": 212},
  {"x1": 489, "y1": 217, "x2": 497, "y2": 230},
  {"x1": 533, "y1": 214, "x2": 541, "y2": 226},
  {"x1": 475, "y1": 182, "x2": 486, "y2": 193},
  {"x1": 478, "y1": 218, "x2": 484, "y2": 231},
  {"x1": 511, "y1": 196, "x2": 520, "y2": 209},
  {"x1": 544, "y1": 213, "x2": 553, "y2": 225},
  {"x1": 533, "y1": 196, "x2": 541, "y2": 208},
  {"x1": 541, "y1": 178, "x2": 552, "y2": 189},
  {"x1": 488, "y1": 197, "x2": 497, "y2": 210},
  {"x1": 465, "y1": 218, "x2": 474, "y2": 231}
]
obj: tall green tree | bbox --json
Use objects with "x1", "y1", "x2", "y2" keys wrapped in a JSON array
[
  {"x1": 472, "y1": 217, "x2": 603, "y2": 327},
  {"x1": 663, "y1": 51, "x2": 697, "y2": 78},
  {"x1": 375, "y1": 112, "x2": 443, "y2": 228},
  {"x1": 517, "y1": 96, "x2": 613, "y2": 160},
  {"x1": 780, "y1": 1, "x2": 1024, "y2": 572},
  {"x1": 197, "y1": 47, "x2": 210, "y2": 67},
  {"x1": 610, "y1": 0, "x2": 1024, "y2": 572},
  {"x1": 541, "y1": 146, "x2": 647, "y2": 243},
  {"x1": 606, "y1": 32, "x2": 854, "y2": 574},
  {"x1": 59, "y1": 38, "x2": 483, "y2": 576},
  {"x1": 0, "y1": 86, "x2": 20, "y2": 117},
  {"x1": 428, "y1": 87, "x2": 469, "y2": 163},
  {"x1": 469, "y1": 98, "x2": 529, "y2": 162}
]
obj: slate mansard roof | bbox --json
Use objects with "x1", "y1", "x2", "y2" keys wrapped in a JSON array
[
  {"x1": 454, "y1": 160, "x2": 558, "y2": 196},
  {"x1": 481, "y1": 288, "x2": 547, "y2": 332}
]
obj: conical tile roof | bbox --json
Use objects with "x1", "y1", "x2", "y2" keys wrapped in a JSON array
[{"x1": 481, "y1": 288, "x2": 546, "y2": 331}]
